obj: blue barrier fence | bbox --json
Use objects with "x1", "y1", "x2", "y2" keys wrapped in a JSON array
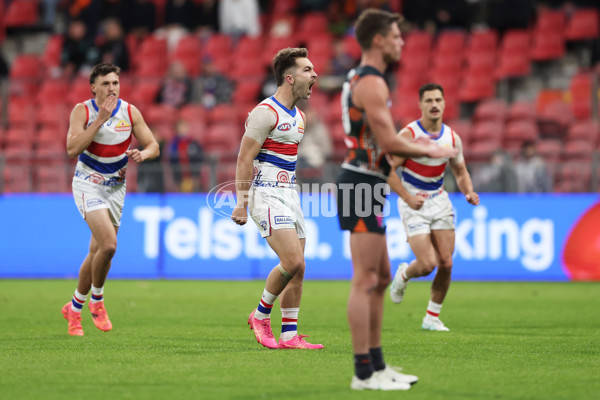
[{"x1": 1, "y1": 193, "x2": 598, "y2": 280}]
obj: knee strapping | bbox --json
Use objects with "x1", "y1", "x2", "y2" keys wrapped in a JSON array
[{"x1": 277, "y1": 263, "x2": 293, "y2": 279}]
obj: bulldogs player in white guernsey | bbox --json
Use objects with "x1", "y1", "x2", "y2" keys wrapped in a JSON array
[
  {"x1": 61, "y1": 63, "x2": 159, "y2": 336},
  {"x1": 389, "y1": 83, "x2": 479, "y2": 331},
  {"x1": 231, "y1": 48, "x2": 323, "y2": 350}
]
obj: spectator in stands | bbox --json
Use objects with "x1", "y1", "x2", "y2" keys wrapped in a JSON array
[
  {"x1": 157, "y1": 0, "x2": 198, "y2": 51},
  {"x1": 122, "y1": 0, "x2": 156, "y2": 38},
  {"x1": 219, "y1": 0, "x2": 261, "y2": 37},
  {"x1": 472, "y1": 150, "x2": 518, "y2": 192},
  {"x1": 196, "y1": 0, "x2": 220, "y2": 35},
  {"x1": 97, "y1": 18, "x2": 130, "y2": 71},
  {"x1": 157, "y1": 61, "x2": 193, "y2": 109},
  {"x1": 137, "y1": 126, "x2": 166, "y2": 193},
  {"x1": 169, "y1": 120, "x2": 204, "y2": 192},
  {"x1": 485, "y1": 0, "x2": 536, "y2": 33},
  {"x1": 61, "y1": 19, "x2": 99, "y2": 76},
  {"x1": 194, "y1": 56, "x2": 234, "y2": 109},
  {"x1": 63, "y1": 0, "x2": 103, "y2": 37},
  {"x1": 257, "y1": 65, "x2": 277, "y2": 101},
  {"x1": 433, "y1": 0, "x2": 473, "y2": 31},
  {"x1": 297, "y1": 103, "x2": 333, "y2": 179},
  {"x1": 330, "y1": 38, "x2": 358, "y2": 76},
  {"x1": 515, "y1": 141, "x2": 552, "y2": 193}
]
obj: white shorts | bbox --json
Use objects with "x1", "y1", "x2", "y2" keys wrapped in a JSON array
[
  {"x1": 398, "y1": 190, "x2": 455, "y2": 237},
  {"x1": 72, "y1": 178, "x2": 126, "y2": 226},
  {"x1": 248, "y1": 186, "x2": 306, "y2": 239}
]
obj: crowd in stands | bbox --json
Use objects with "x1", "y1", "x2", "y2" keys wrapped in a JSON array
[{"x1": 0, "y1": 0, "x2": 599, "y2": 194}]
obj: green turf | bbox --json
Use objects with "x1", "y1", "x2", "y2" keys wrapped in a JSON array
[{"x1": 0, "y1": 280, "x2": 598, "y2": 400}]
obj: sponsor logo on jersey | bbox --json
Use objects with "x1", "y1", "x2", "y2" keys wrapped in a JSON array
[
  {"x1": 298, "y1": 120, "x2": 305, "y2": 134},
  {"x1": 277, "y1": 123, "x2": 292, "y2": 131},
  {"x1": 115, "y1": 120, "x2": 132, "y2": 133},
  {"x1": 88, "y1": 173, "x2": 105, "y2": 184},
  {"x1": 274, "y1": 216, "x2": 293, "y2": 225},
  {"x1": 277, "y1": 171, "x2": 290, "y2": 183}
]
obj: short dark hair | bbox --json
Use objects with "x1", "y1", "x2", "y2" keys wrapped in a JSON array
[
  {"x1": 89, "y1": 63, "x2": 121, "y2": 85},
  {"x1": 419, "y1": 83, "x2": 444, "y2": 100},
  {"x1": 354, "y1": 8, "x2": 403, "y2": 50},
  {"x1": 272, "y1": 47, "x2": 309, "y2": 86}
]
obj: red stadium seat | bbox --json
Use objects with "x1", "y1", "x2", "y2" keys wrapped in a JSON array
[
  {"x1": 535, "y1": 9, "x2": 567, "y2": 34},
  {"x1": 204, "y1": 122, "x2": 241, "y2": 155},
  {"x1": 136, "y1": 58, "x2": 168, "y2": 78},
  {"x1": 466, "y1": 140, "x2": 499, "y2": 163},
  {"x1": 2, "y1": 165, "x2": 33, "y2": 192},
  {"x1": 504, "y1": 120, "x2": 539, "y2": 146},
  {"x1": 36, "y1": 78, "x2": 69, "y2": 105},
  {"x1": 206, "y1": 104, "x2": 238, "y2": 125},
  {"x1": 470, "y1": 121, "x2": 503, "y2": 142},
  {"x1": 433, "y1": 30, "x2": 466, "y2": 58},
  {"x1": 37, "y1": 128, "x2": 65, "y2": 148},
  {"x1": 530, "y1": 31, "x2": 565, "y2": 61},
  {"x1": 3, "y1": 0, "x2": 38, "y2": 28},
  {"x1": 10, "y1": 54, "x2": 41, "y2": 79},
  {"x1": 35, "y1": 165, "x2": 70, "y2": 193},
  {"x1": 473, "y1": 99, "x2": 507, "y2": 124},
  {"x1": 342, "y1": 35, "x2": 362, "y2": 61},
  {"x1": 202, "y1": 34, "x2": 233, "y2": 60},
  {"x1": 37, "y1": 103, "x2": 69, "y2": 130},
  {"x1": 569, "y1": 72, "x2": 593, "y2": 120},
  {"x1": 128, "y1": 80, "x2": 161, "y2": 108},
  {"x1": 3, "y1": 127, "x2": 34, "y2": 149},
  {"x1": 138, "y1": 36, "x2": 168, "y2": 59},
  {"x1": 143, "y1": 104, "x2": 178, "y2": 126},
  {"x1": 445, "y1": 119, "x2": 472, "y2": 145},
  {"x1": 506, "y1": 101, "x2": 537, "y2": 123},
  {"x1": 536, "y1": 139, "x2": 562, "y2": 163},
  {"x1": 67, "y1": 78, "x2": 93, "y2": 104},
  {"x1": 563, "y1": 139, "x2": 594, "y2": 161},
  {"x1": 567, "y1": 119, "x2": 600, "y2": 143},
  {"x1": 231, "y1": 81, "x2": 262, "y2": 105},
  {"x1": 495, "y1": 30, "x2": 531, "y2": 79},
  {"x1": 234, "y1": 36, "x2": 263, "y2": 59},
  {"x1": 178, "y1": 104, "x2": 207, "y2": 124},
  {"x1": 42, "y1": 35, "x2": 63, "y2": 69},
  {"x1": 565, "y1": 8, "x2": 599, "y2": 41},
  {"x1": 537, "y1": 100, "x2": 574, "y2": 138},
  {"x1": 466, "y1": 29, "x2": 498, "y2": 54},
  {"x1": 7, "y1": 98, "x2": 36, "y2": 128},
  {"x1": 459, "y1": 73, "x2": 495, "y2": 103}
]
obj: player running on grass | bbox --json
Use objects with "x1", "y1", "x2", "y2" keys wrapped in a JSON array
[
  {"x1": 389, "y1": 83, "x2": 479, "y2": 331},
  {"x1": 62, "y1": 63, "x2": 159, "y2": 336}
]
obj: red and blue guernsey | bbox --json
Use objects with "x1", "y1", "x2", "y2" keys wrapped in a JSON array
[
  {"x1": 74, "y1": 98, "x2": 133, "y2": 186},
  {"x1": 252, "y1": 96, "x2": 305, "y2": 187},
  {"x1": 401, "y1": 120, "x2": 455, "y2": 195}
]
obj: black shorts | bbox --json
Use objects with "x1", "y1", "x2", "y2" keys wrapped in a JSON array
[{"x1": 336, "y1": 168, "x2": 388, "y2": 234}]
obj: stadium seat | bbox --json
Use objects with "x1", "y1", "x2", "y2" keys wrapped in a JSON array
[
  {"x1": 202, "y1": 34, "x2": 233, "y2": 60},
  {"x1": 229, "y1": 59, "x2": 267, "y2": 81},
  {"x1": 464, "y1": 51, "x2": 496, "y2": 76},
  {"x1": 433, "y1": 30, "x2": 466, "y2": 58},
  {"x1": 67, "y1": 78, "x2": 93, "y2": 104},
  {"x1": 271, "y1": 0, "x2": 297, "y2": 16},
  {"x1": 36, "y1": 78, "x2": 69, "y2": 105},
  {"x1": 472, "y1": 99, "x2": 507, "y2": 124},
  {"x1": 565, "y1": 8, "x2": 599, "y2": 41},
  {"x1": 206, "y1": 104, "x2": 238, "y2": 125},
  {"x1": 2, "y1": 165, "x2": 33, "y2": 192},
  {"x1": 342, "y1": 34, "x2": 362, "y2": 61},
  {"x1": 138, "y1": 36, "x2": 168, "y2": 59},
  {"x1": 567, "y1": 119, "x2": 600, "y2": 143},
  {"x1": 143, "y1": 104, "x2": 178, "y2": 126},
  {"x1": 10, "y1": 54, "x2": 41, "y2": 79},
  {"x1": 506, "y1": 101, "x2": 537, "y2": 123},
  {"x1": 35, "y1": 165, "x2": 69, "y2": 193},
  {"x1": 470, "y1": 121, "x2": 503, "y2": 142},
  {"x1": 503, "y1": 120, "x2": 539, "y2": 146},
  {"x1": 568, "y1": 72, "x2": 593, "y2": 120},
  {"x1": 556, "y1": 161, "x2": 591, "y2": 192},
  {"x1": 234, "y1": 36, "x2": 263, "y2": 59},
  {"x1": 563, "y1": 139, "x2": 594, "y2": 161},
  {"x1": 37, "y1": 103, "x2": 69, "y2": 130},
  {"x1": 443, "y1": 94, "x2": 460, "y2": 120},
  {"x1": 466, "y1": 29, "x2": 498, "y2": 54},
  {"x1": 41, "y1": 35, "x2": 63, "y2": 69},
  {"x1": 37, "y1": 128, "x2": 65, "y2": 148},
  {"x1": 3, "y1": 127, "x2": 34, "y2": 149},
  {"x1": 204, "y1": 122, "x2": 241, "y2": 155},
  {"x1": 3, "y1": 0, "x2": 39, "y2": 28},
  {"x1": 297, "y1": 12, "x2": 329, "y2": 38},
  {"x1": 535, "y1": 9, "x2": 567, "y2": 34},
  {"x1": 136, "y1": 58, "x2": 168, "y2": 78},
  {"x1": 231, "y1": 81, "x2": 262, "y2": 105},
  {"x1": 459, "y1": 73, "x2": 495, "y2": 102},
  {"x1": 328, "y1": 120, "x2": 348, "y2": 155},
  {"x1": 445, "y1": 119, "x2": 472, "y2": 145},
  {"x1": 536, "y1": 139, "x2": 563, "y2": 164},
  {"x1": 495, "y1": 30, "x2": 531, "y2": 79},
  {"x1": 466, "y1": 140, "x2": 499, "y2": 163},
  {"x1": 530, "y1": 31, "x2": 565, "y2": 61},
  {"x1": 537, "y1": 100, "x2": 574, "y2": 138},
  {"x1": 178, "y1": 104, "x2": 207, "y2": 124},
  {"x1": 128, "y1": 80, "x2": 161, "y2": 108},
  {"x1": 7, "y1": 98, "x2": 35, "y2": 128}
]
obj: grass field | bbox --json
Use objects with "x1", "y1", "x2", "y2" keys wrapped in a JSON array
[{"x1": 0, "y1": 280, "x2": 598, "y2": 400}]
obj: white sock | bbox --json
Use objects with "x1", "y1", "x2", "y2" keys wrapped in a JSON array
[
  {"x1": 90, "y1": 285, "x2": 104, "y2": 303},
  {"x1": 254, "y1": 289, "x2": 277, "y2": 320},
  {"x1": 71, "y1": 289, "x2": 87, "y2": 313},
  {"x1": 426, "y1": 300, "x2": 442, "y2": 319},
  {"x1": 281, "y1": 308, "x2": 299, "y2": 341}
]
